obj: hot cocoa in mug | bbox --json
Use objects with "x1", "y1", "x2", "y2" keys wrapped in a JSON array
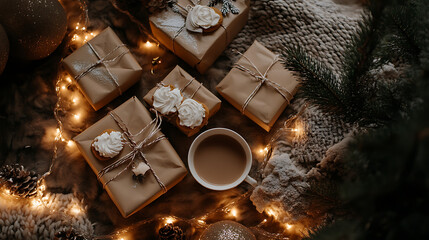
[{"x1": 188, "y1": 128, "x2": 257, "y2": 190}]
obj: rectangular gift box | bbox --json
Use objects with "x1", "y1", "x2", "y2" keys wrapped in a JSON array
[
  {"x1": 73, "y1": 97, "x2": 187, "y2": 218},
  {"x1": 149, "y1": 0, "x2": 250, "y2": 73},
  {"x1": 216, "y1": 41, "x2": 299, "y2": 132},
  {"x1": 143, "y1": 65, "x2": 221, "y2": 136},
  {"x1": 63, "y1": 27, "x2": 143, "y2": 111}
]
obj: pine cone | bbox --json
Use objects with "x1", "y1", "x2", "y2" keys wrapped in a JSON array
[
  {"x1": 54, "y1": 229, "x2": 87, "y2": 240},
  {"x1": 159, "y1": 223, "x2": 185, "y2": 240},
  {"x1": 0, "y1": 164, "x2": 39, "y2": 198}
]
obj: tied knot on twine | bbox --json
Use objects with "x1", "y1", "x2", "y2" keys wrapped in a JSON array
[
  {"x1": 97, "y1": 109, "x2": 167, "y2": 192},
  {"x1": 74, "y1": 43, "x2": 130, "y2": 96},
  {"x1": 232, "y1": 49, "x2": 293, "y2": 113}
]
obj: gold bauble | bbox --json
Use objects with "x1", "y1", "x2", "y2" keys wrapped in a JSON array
[{"x1": 0, "y1": 0, "x2": 67, "y2": 60}]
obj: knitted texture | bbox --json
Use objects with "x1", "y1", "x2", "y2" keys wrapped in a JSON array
[
  {"x1": 244, "y1": 0, "x2": 363, "y2": 223},
  {"x1": 0, "y1": 193, "x2": 93, "y2": 240}
]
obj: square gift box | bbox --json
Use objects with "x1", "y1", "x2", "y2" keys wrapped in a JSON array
[
  {"x1": 216, "y1": 41, "x2": 299, "y2": 132},
  {"x1": 63, "y1": 27, "x2": 143, "y2": 111},
  {"x1": 143, "y1": 65, "x2": 222, "y2": 137},
  {"x1": 73, "y1": 97, "x2": 187, "y2": 218},
  {"x1": 149, "y1": 0, "x2": 250, "y2": 73}
]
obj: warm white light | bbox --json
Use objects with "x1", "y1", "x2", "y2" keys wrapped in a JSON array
[
  {"x1": 67, "y1": 140, "x2": 74, "y2": 147},
  {"x1": 82, "y1": 27, "x2": 86, "y2": 30},
  {"x1": 31, "y1": 199, "x2": 43, "y2": 208},
  {"x1": 65, "y1": 76, "x2": 72, "y2": 83},
  {"x1": 70, "y1": 205, "x2": 82, "y2": 215},
  {"x1": 3, "y1": 189, "x2": 10, "y2": 195},
  {"x1": 262, "y1": 219, "x2": 267, "y2": 223},
  {"x1": 74, "y1": 113, "x2": 81, "y2": 120},
  {"x1": 230, "y1": 208, "x2": 238, "y2": 218},
  {"x1": 75, "y1": 26, "x2": 79, "y2": 30},
  {"x1": 61, "y1": 85, "x2": 66, "y2": 91},
  {"x1": 165, "y1": 217, "x2": 175, "y2": 225},
  {"x1": 259, "y1": 147, "x2": 268, "y2": 155},
  {"x1": 285, "y1": 223, "x2": 293, "y2": 230},
  {"x1": 145, "y1": 41, "x2": 153, "y2": 48},
  {"x1": 72, "y1": 97, "x2": 78, "y2": 104},
  {"x1": 197, "y1": 219, "x2": 205, "y2": 225}
]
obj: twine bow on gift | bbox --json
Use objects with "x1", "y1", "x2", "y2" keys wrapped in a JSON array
[
  {"x1": 97, "y1": 109, "x2": 167, "y2": 192},
  {"x1": 233, "y1": 50, "x2": 294, "y2": 113},
  {"x1": 74, "y1": 43, "x2": 130, "y2": 96}
]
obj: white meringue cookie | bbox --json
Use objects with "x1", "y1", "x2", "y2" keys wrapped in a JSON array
[
  {"x1": 186, "y1": 5, "x2": 220, "y2": 33},
  {"x1": 178, "y1": 98, "x2": 206, "y2": 128},
  {"x1": 153, "y1": 86, "x2": 183, "y2": 115},
  {"x1": 92, "y1": 131, "x2": 124, "y2": 158}
]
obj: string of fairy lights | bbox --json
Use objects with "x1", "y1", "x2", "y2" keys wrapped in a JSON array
[{"x1": 0, "y1": 0, "x2": 309, "y2": 239}]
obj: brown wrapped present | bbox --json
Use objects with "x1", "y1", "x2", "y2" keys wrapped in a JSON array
[
  {"x1": 149, "y1": 0, "x2": 249, "y2": 73},
  {"x1": 216, "y1": 41, "x2": 299, "y2": 132},
  {"x1": 63, "y1": 27, "x2": 143, "y2": 111},
  {"x1": 144, "y1": 66, "x2": 221, "y2": 136},
  {"x1": 73, "y1": 97, "x2": 187, "y2": 217}
]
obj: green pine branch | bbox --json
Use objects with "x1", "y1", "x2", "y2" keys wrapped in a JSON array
[{"x1": 281, "y1": 48, "x2": 353, "y2": 119}]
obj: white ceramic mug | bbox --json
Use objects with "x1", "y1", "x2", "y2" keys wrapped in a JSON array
[{"x1": 188, "y1": 128, "x2": 257, "y2": 191}]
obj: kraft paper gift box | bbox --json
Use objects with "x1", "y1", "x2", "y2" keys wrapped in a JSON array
[
  {"x1": 63, "y1": 27, "x2": 143, "y2": 111},
  {"x1": 149, "y1": 0, "x2": 250, "y2": 73},
  {"x1": 144, "y1": 65, "x2": 221, "y2": 136},
  {"x1": 73, "y1": 97, "x2": 187, "y2": 218},
  {"x1": 216, "y1": 41, "x2": 299, "y2": 132}
]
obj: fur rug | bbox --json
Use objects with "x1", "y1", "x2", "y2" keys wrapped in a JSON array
[{"x1": 0, "y1": 0, "x2": 364, "y2": 238}]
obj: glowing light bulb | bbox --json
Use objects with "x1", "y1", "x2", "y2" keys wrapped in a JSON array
[
  {"x1": 165, "y1": 217, "x2": 175, "y2": 225},
  {"x1": 75, "y1": 26, "x2": 79, "y2": 30},
  {"x1": 82, "y1": 27, "x2": 86, "y2": 30},
  {"x1": 56, "y1": 128, "x2": 60, "y2": 134},
  {"x1": 72, "y1": 97, "x2": 78, "y2": 104},
  {"x1": 197, "y1": 219, "x2": 205, "y2": 225},
  {"x1": 145, "y1": 41, "x2": 153, "y2": 48},
  {"x1": 262, "y1": 219, "x2": 267, "y2": 223},
  {"x1": 61, "y1": 85, "x2": 66, "y2": 91},
  {"x1": 4, "y1": 189, "x2": 10, "y2": 195},
  {"x1": 67, "y1": 140, "x2": 74, "y2": 147},
  {"x1": 66, "y1": 76, "x2": 72, "y2": 83},
  {"x1": 259, "y1": 147, "x2": 268, "y2": 155},
  {"x1": 230, "y1": 208, "x2": 238, "y2": 218},
  {"x1": 74, "y1": 113, "x2": 81, "y2": 120},
  {"x1": 285, "y1": 223, "x2": 293, "y2": 230}
]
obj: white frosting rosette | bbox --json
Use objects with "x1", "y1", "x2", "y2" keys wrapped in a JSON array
[
  {"x1": 178, "y1": 98, "x2": 206, "y2": 128},
  {"x1": 92, "y1": 131, "x2": 124, "y2": 158},
  {"x1": 153, "y1": 86, "x2": 183, "y2": 115},
  {"x1": 186, "y1": 5, "x2": 220, "y2": 33}
]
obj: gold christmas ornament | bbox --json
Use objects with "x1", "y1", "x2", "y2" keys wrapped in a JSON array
[
  {"x1": 200, "y1": 220, "x2": 256, "y2": 240},
  {"x1": 0, "y1": 0, "x2": 67, "y2": 60}
]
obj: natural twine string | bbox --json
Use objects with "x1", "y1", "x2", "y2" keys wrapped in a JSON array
[
  {"x1": 74, "y1": 43, "x2": 130, "y2": 96},
  {"x1": 232, "y1": 50, "x2": 293, "y2": 113},
  {"x1": 97, "y1": 109, "x2": 167, "y2": 192}
]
